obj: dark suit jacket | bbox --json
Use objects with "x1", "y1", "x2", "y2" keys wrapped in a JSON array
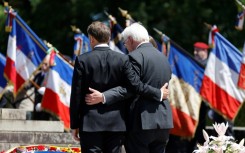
[
  {"x1": 104, "y1": 43, "x2": 173, "y2": 131},
  {"x1": 70, "y1": 46, "x2": 163, "y2": 132}
]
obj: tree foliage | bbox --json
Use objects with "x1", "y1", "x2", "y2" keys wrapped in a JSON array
[{"x1": 1, "y1": 0, "x2": 245, "y2": 55}]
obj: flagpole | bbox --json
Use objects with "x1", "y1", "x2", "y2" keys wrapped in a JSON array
[
  {"x1": 236, "y1": 0, "x2": 245, "y2": 9},
  {"x1": 204, "y1": 22, "x2": 212, "y2": 30},
  {"x1": 153, "y1": 27, "x2": 170, "y2": 56}
]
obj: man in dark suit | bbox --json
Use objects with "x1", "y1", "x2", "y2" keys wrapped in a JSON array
[
  {"x1": 70, "y1": 21, "x2": 169, "y2": 153},
  {"x1": 85, "y1": 23, "x2": 173, "y2": 153}
]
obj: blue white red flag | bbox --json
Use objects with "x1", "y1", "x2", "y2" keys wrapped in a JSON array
[
  {"x1": 72, "y1": 33, "x2": 91, "y2": 62},
  {"x1": 4, "y1": 8, "x2": 47, "y2": 95},
  {"x1": 235, "y1": 10, "x2": 245, "y2": 30},
  {"x1": 0, "y1": 53, "x2": 7, "y2": 98},
  {"x1": 168, "y1": 42, "x2": 204, "y2": 137},
  {"x1": 42, "y1": 54, "x2": 73, "y2": 130},
  {"x1": 200, "y1": 32, "x2": 245, "y2": 121}
]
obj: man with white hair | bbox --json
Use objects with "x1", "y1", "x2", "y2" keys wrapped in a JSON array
[{"x1": 120, "y1": 23, "x2": 173, "y2": 153}]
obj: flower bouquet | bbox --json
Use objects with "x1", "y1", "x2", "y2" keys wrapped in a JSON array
[{"x1": 193, "y1": 122, "x2": 245, "y2": 153}]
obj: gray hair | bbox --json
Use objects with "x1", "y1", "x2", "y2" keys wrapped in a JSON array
[{"x1": 121, "y1": 23, "x2": 149, "y2": 42}]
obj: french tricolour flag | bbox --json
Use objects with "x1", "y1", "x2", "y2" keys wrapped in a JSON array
[
  {"x1": 168, "y1": 42, "x2": 204, "y2": 137},
  {"x1": 72, "y1": 33, "x2": 91, "y2": 62},
  {"x1": 42, "y1": 54, "x2": 73, "y2": 130},
  {"x1": 4, "y1": 9, "x2": 47, "y2": 95},
  {"x1": 200, "y1": 32, "x2": 245, "y2": 121}
]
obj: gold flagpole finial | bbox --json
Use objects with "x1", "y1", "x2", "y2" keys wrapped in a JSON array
[
  {"x1": 46, "y1": 42, "x2": 53, "y2": 48},
  {"x1": 43, "y1": 40, "x2": 53, "y2": 48},
  {"x1": 118, "y1": 7, "x2": 133, "y2": 20},
  {"x1": 204, "y1": 22, "x2": 212, "y2": 30},
  {"x1": 70, "y1": 25, "x2": 81, "y2": 33},
  {"x1": 4, "y1": 2, "x2": 9, "y2": 7},
  {"x1": 104, "y1": 10, "x2": 117, "y2": 24},
  {"x1": 4, "y1": 5, "x2": 15, "y2": 33}
]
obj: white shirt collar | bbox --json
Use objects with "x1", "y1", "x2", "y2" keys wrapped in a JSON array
[{"x1": 94, "y1": 44, "x2": 109, "y2": 48}]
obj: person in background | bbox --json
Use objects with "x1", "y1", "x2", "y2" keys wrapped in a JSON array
[
  {"x1": 185, "y1": 42, "x2": 211, "y2": 152},
  {"x1": 193, "y1": 42, "x2": 209, "y2": 65},
  {"x1": 84, "y1": 23, "x2": 173, "y2": 153},
  {"x1": 32, "y1": 54, "x2": 53, "y2": 120},
  {"x1": 70, "y1": 21, "x2": 169, "y2": 153}
]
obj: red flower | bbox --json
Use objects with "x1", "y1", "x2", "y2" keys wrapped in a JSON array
[
  {"x1": 71, "y1": 148, "x2": 81, "y2": 152},
  {"x1": 25, "y1": 146, "x2": 34, "y2": 151},
  {"x1": 49, "y1": 146, "x2": 57, "y2": 151},
  {"x1": 37, "y1": 145, "x2": 45, "y2": 151}
]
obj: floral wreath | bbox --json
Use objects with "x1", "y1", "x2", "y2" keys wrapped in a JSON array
[{"x1": 2, "y1": 145, "x2": 81, "y2": 153}]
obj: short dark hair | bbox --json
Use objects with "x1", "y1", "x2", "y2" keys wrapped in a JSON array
[{"x1": 87, "y1": 21, "x2": 111, "y2": 43}]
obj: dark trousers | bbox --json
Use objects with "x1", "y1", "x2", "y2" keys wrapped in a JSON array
[
  {"x1": 125, "y1": 129, "x2": 170, "y2": 153},
  {"x1": 79, "y1": 131, "x2": 125, "y2": 153}
]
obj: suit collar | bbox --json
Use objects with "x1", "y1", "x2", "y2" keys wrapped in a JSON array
[
  {"x1": 93, "y1": 46, "x2": 110, "y2": 51},
  {"x1": 93, "y1": 44, "x2": 110, "y2": 51}
]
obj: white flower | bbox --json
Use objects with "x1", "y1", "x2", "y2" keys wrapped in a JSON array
[
  {"x1": 202, "y1": 130, "x2": 209, "y2": 146},
  {"x1": 239, "y1": 139, "x2": 245, "y2": 146},
  {"x1": 213, "y1": 122, "x2": 228, "y2": 136},
  {"x1": 193, "y1": 122, "x2": 245, "y2": 153}
]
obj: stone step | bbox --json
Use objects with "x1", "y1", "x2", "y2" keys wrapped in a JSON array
[
  {"x1": 0, "y1": 131, "x2": 78, "y2": 144},
  {"x1": 0, "y1": 131, "x2": 80, "y2": 151},
  {"x1": 0, "y1": 108, "x2": 26, "y2": 120},
  {"x1": 0, "y1": 120, "x2": 64, "y2": 132}
]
